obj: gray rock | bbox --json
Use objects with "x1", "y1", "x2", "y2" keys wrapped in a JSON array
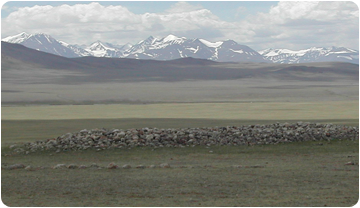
[
  {"x1": 79, "y1": 165, "x2": 87, "y2": 169},
  {"x1": 160, "y1": 163, "x2": 170, "y2": 168},
  {"x1": 122, "y1": 164, "x2": 131, "y2": 169},
  {"x1": 24, "y1": 165, "x2": 33, "y2": 171},
  {"x1": 90, "y1": 163, "x2": 99, "y2": 168},
  {"x1": 9, "y1": 144, "x2": 17, "y2": 149},
  {"x1": 13, "y1": 148, "x2": 24, "y2": 153},
  {"x1": 7, "y1": 164, "x2": 25, "y2": 170},
  {"x1": 67, "y1": 164, "x2": 78, "y2": 169},
  {"x1": 107, "y1": 162, "x2": 118, "y2": 169},
  {"x1": 53, "y1": 164, "x2": 66, "y2": 169}
]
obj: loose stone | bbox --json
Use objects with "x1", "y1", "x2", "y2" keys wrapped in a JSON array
[
  {"x1": 160, "y1": 163, "x2": 170, "y2": 168},
  {"x1": 24, "y1": 165, "x2": 33, "y2": 171},
  {"x1": 90, "y1": 163, "x2": 99, "y2": 168},
  {"x1": 107, "y1": 162, "x2": 118, "y2": 169},
  {"x1": 7, "y1": 164, "x2": 25, "y2": 170},
  {"x1": 53, "y1": 164, "x2": 66, "y2": 169},
  {"x1": 122, "y1": 164, "x2": 131, "y2": 169},
  {"x1": 67, "y1": 164, "x2": 78, "y2": 169},
  {"x1": 9, "y1": 144, "x2": 17, "y2": 149}
]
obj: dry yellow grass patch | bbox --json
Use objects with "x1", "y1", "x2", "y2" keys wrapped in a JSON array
[{"x1": 2, "y1": 101, "x2": 358, "y2": 121}]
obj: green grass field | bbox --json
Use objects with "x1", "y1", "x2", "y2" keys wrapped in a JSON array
[{"x1": 1, "y1": 101, "x2": 359, "y2": 206}]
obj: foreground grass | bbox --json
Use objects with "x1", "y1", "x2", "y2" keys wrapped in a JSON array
[{"x1": 2, "y1": 140, "x2": 359, "y2": 207}]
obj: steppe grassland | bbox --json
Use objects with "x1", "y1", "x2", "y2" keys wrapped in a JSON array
[
  {"x1": 2, "y1": 101, "x2": 358, "y2": 145},
  {"x1": 2, "y1": 78, "x2": 358, "y2": 104},
  {"x1": 2, "y1": 101, "x2": 358, "y2": 120},
  {"x1": 2, "y1": 98, "x2": 358, "y2": 206}
]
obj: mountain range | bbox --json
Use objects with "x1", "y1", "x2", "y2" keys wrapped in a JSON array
[
  {"x1": 3, "y1": 40, "x2": 358, "y2": 83},
  {"x1": 259, "y1": 47, "x2": 359, "y2": 64},
  {"x1": 2, "y1": 32, "x2": 359, "y2": 64}
]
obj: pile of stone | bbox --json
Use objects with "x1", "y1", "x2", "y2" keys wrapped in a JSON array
[{"x1": 19, "y1": 122, "x2": 358, "y2": 153}]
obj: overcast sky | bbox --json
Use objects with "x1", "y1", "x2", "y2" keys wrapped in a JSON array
[{"x1": 1, "y1": 1, "x2": 359, "y2": 50}]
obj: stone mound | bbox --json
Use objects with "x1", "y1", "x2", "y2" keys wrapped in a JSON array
[{"x1": 19, "y1": 122, "x2": 358, "y2": 153}]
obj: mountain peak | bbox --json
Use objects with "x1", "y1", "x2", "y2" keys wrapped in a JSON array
[
  {"x1": 146, "y1": 35, "x2": 155, "y2": 40},
  {"x1": 163, "y1": 34, "x2": 178, "y2": 41},
  {"x1": 19, "y1": 31, "x2": 29, "y2": 36},
  {"x1": 87, "y1": 41, "x2": 112, "y2": 51},
  {"x1": 85, "y1": 40, "x2": 123, "y2": 57},
  {"x1": 161, "y1": 34, "x2": 187, "y2": 43},
  {"x1": 33, "y1": 32, "x2": 49, "y2": 36},
  {"x1": 2, "y1": 32, "x2": 30, "y2": 43},
  {"x1": 90, "y1": 40, "x2": 103, "y2": 45},
  {"x1": 137, "y1": 36, "x2": 156, "y2": 45}
]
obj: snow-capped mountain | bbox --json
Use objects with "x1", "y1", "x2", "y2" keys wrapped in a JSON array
[
  {"x1": 2, "y1": 32, "x2": 83, "y2": 58},
  {"x1": 259, "y1": 47, "x2": 359, "y2": 64},
  {"x1": 2, "y1": 32, "x2": 358, "y2": 64},
  {"x1": 125, "y1": 34, "x2": 268, "y2": 62},
  {"x1": 59, "y1": 41, "x2": 91, "y2": 57},
  {"x1": 85, "y1": 41, "x2": 124, "y2": 57},
  {"x1": 2, "y1": 32, "x2": 30, "y2": 44},
  {"x1": 1, "y1": 32, "x2": 269, "y2": 62},
  {"x1": 1, "y1": 32, "x2": 131, "y2": 58}
]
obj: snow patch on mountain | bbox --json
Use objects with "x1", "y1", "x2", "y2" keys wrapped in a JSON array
[
  {"x1": 199, "y1": 39, "x2": 223, "y2": 48},
  {"x1": 162, "y1": 34, "x2": 185, "y2": 43}
]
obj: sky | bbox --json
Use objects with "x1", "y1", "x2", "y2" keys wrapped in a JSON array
[{"x1": 1, "y1": 1, "x2": 359, "y2": 50}]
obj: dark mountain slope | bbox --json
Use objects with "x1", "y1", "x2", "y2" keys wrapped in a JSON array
[{"x1": 2, "y1": 41, "x2": 89, "y2": 70}]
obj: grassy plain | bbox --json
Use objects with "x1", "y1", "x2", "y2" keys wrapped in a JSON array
[
  {"x1": 2, "y1": 79, "x2": 358, "y2": 104},
  {"x1": 1, "y1": 101, "x2": 359, "y2": 120},
  {"x1": 2, "y1": 100, "x2": 358, "y2": 146},
  {"x1": 1, "y1": 101, "x2": 359, "y2": 206},
  {"x1": 2, "y1": 140, "x2": 359, "y2": 207}
]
